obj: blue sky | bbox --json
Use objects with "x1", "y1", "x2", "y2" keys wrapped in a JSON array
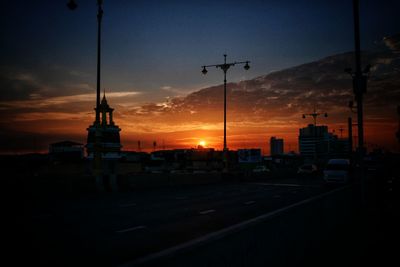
[{"x1": 2, "y1": 0, "x2": 399, "y2": 102}]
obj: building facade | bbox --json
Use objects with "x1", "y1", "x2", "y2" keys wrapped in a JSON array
[
  {"x1": 299, "y1": 124, "x2": 330, "y2": 163},
  {"x1": 299, "y1": 124, "x2": 349, "y2": 163},
  {"x1": 49, "y1": 141, "x2": 84, "y2": 161},
  {"x1": 270, "y1": 137, "x2": 284, "y2": 156}
]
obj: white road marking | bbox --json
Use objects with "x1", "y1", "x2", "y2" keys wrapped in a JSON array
[
  {"x1": 116, "y1": 225, "x2": 146, "y2": 234},
  {"x1": 252, "y1": 183, "x2": 301, "y2": 187},
  {"x1": 244, "y1": 201, "x2": 256, "y2": 205},
  {"x1": 199, "y1": 209, "x2": 215, "y2": 215},
  {"x1": 120, "y1": 185, "x2": 351, "y2": 267},
  {"x1": 119, "y1": 203, "x2": 137, "y2": 208}
]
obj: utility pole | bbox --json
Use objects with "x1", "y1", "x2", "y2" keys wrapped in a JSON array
[
  {"x1": 348, "y1": 117, "x2": 353, "y2": 152},
  {"x1": 345, "y1": 0, "x2": 371, "y2": 203},
  {"x1": 201, "y1": 54, "x2": 250, "y2": 171},
  {"x1": 346, "y1": 0, "x2": 370, "y2": 161},
  {"x1": 338, "y1": 126, "x2": 344, "y2": 138},
  {"x1": 396, "y1": 106, "x2": 400, "y2": 144}
]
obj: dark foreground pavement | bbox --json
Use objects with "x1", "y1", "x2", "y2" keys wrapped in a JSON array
[{"x1": 5, "y1": 171, "x2": 399, "y2": 267}]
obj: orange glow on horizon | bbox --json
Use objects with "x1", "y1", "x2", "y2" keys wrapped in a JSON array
[
  {"x1": 1, "y1": 93, "x2": 399, "y2": 154},
  {"x1": 198, "y1": 140, "x2": 207, "y2": 147}
]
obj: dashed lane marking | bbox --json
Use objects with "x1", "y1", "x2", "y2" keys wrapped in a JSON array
[
  {"x1": 116, "y1": 225, "x2": 146, "y2": 234},
  {"x1": 199, "y1": 209, "x2": 215, "y2": 215}
]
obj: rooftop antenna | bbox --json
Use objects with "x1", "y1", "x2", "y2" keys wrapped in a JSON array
[
  {"x1": 153, "y1": 141, "x2": 157, "y2": 152},
  {"x1": 339, "y1": 126, "x2": 344, "y2": 138}
]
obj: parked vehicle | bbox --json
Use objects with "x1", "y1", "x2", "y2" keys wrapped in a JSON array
[
  {"x1": 252, "y1": 165, "x2": 270, "y2": 173},
  {"x1": 323, "y1": 159, "x2": 351, "y2": 183},
  {"x1": 297, "y1": 164, "x2": 318, "y2": 175}
]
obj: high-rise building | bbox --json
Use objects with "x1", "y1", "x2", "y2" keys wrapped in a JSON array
[
  {"x1": 299, "y1": 124, "x2": 330, "y2": 162},
  {"x1": 270, "y1": 137, "x2": 284, "y2": 156},
  {"x1": 299, "y1": 124, "x2": 349, "y2": 163}
]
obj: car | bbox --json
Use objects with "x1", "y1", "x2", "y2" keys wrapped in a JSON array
[
  {"x1": 323, "y1": 159, "x2": 351, "y2": 183},
  {"x1": 252, "y1": 165, "x2": 270, "y2": 173},
  {"x1": 297, "y1": 164, "x2": 318, "y2": 175}
]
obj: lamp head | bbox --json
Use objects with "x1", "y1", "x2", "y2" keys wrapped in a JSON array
[
  {"x1": 202, "y1": 66, "x2": 208, "y2": 75},
  {"x1": 67, "y1": 0, "x2": 78, "y2": 10},
  {"x1": 244, "y1": 61, "x2": 250, "y2": 71}
]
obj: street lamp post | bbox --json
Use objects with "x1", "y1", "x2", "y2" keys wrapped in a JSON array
[
  {"x1": 302, "y1": 106, "x2": 328, "y2": 126},
  {"x1": 201, "y1": 54, "x2": 250, "y2": 170},
  {"x1": 67, "y1": 0, "x2": 103, "y2": 124},
  {"x1": 67, "y1": 0, "x2": 104, "y2": 190}
]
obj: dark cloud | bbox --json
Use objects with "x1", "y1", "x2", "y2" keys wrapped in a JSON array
[
  {"x1": 0, "y1": 65, "x2": 95, "y2": 102},
  {"x1": 0, "y1": 68, "x2": 41, "y2": 101},
  {"x1": 129, "y1": 44, "x2": 400, "y2": 126}
]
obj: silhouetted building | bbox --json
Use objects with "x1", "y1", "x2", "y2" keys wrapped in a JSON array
[
  {"x1": 328, "y1": 135, "x2": 350, "y2": 159},
  {"x1": 299, "y1": 124, "x2": 349, "y2": 163},
  {"x1": 299, "y1": 124, "x2": 330, "y2": 162},
  {"x1": 270, "y1": 137, "x2": 284, "y2": 156},
  {"x1": 238, "y1": 149, "x2": 262, "y2": 163},
  {"x1": 86, "y1": 92, "x2": 122, "y2": 159},
  {"x1": 49, "y1": 140, "x2": 84, "y2": 161}
]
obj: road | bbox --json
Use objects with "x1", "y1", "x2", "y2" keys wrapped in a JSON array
[{"x1": 19, "y1": 177, "x2": 333, "y2": 266}]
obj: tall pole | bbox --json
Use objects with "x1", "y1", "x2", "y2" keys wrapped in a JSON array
[
  {"x1": 223, "y1": 55, "x2": 227, "y2": 151},
  {"x1": 396, "y1": 106, "x2": 400, "y2": 144},
  {"x1": 348, "y1": 117, "x2": 353, "y2": 160},
  {"x1": 201, "y1": 54, "x2": 250, "y2": 171},
  {"x1": 353, "y1": 0, "x2": 365, "y2": 159},
  {"x1": 348, "y1": 117, "x2": 353, "y2": 152},
  {"x1": 67, "y1": 0, "x2": 105, "y2": 191},
  {"x1": 95, "y1": 0, "x2": 103, "y2": 124}
]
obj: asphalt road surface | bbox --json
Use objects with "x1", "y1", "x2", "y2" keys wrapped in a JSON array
[{"x1": 17, "y1": 177, "x2": 334, "y2": 266}]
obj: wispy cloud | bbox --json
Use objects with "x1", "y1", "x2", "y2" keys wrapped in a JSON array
[{"x1": 0, "y1": 91, "x2": 142, "y2": 110}]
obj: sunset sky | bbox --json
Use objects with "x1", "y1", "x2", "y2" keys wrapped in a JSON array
[{"x1": 1, "y1": 0, "x2": 400, "y2": 154}]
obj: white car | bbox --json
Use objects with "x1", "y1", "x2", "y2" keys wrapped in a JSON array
[{"x1": 323, "y1": 159, "x2": 351, "y2": 183}]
